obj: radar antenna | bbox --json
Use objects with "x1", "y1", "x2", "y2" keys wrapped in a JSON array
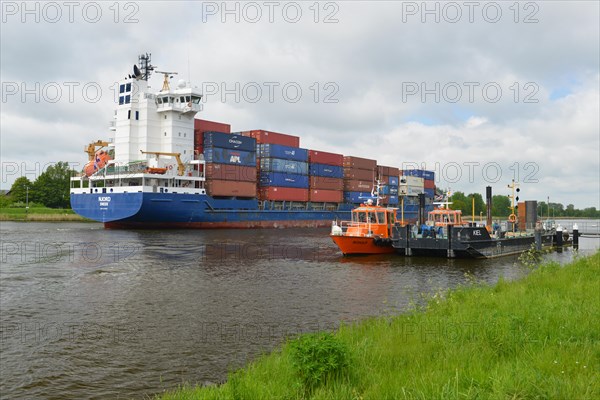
[
  {"x1": 156, "y1": 70, "x2": 178, "y2": 91},
  {"x1": 133, "y1": 53, "x2": 155, "y2": 81}
]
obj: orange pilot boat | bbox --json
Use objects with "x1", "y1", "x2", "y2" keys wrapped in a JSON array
[{"x1": 330, "y1": 198, "x2": 398, "y2": 255}]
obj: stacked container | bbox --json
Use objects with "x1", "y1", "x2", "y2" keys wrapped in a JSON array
[
  {"x1": 343, "y1": 156, "x2": 377, "y2": 204},
  {"x1": 194, "y1": 119, "x2": 231, "y2": 155},
  {"x1": 308, "y1": 150, "x2": 344, "y2": 203},
  {"x1": 376, "y1": 165, "x2": 400, "y2": 205},
  {"x1": 240, "y1": 130, "x2": 300, "y2": 147},
  {"x1": 256, "y1": 142, "x2": 310, "y2": 201},
  {"x1": 203, "y1": 131, "x2": 257, "y2": 197}
]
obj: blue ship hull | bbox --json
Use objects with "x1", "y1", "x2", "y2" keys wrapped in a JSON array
[
  {"x1": 71, "y1": 192, "x2": 426, "y2": 229},
  {"x1": 71, "y1": 192, "x2": 357, "y2": 228}
]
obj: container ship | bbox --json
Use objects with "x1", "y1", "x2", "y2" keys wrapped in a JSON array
[{"x1": 70, "y1": 54, "x2": 434, "y2": 228}]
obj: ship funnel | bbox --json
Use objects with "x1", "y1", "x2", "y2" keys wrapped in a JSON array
[{"x1": 486, "y1": 186, "x2": 492, "y2": 228}]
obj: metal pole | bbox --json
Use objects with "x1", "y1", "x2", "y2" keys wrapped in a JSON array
[{"x1": 25, "y1": 186, "x2": 29, "y2": 216}]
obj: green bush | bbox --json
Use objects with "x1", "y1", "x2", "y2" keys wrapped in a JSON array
[{"x1": 289, "y1": 332, "x2": 350, "y2": 390}]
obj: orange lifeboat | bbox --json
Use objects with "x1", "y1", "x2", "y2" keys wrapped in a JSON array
[
  {"x1": 330, "y1": 200, "x2": 398, "y2": 255},
  {"x1": 145, "y1": 167, "x2": 168, "y2": 174},
  {"x1": 84, "y1": 150, "x2": 111, "y2": 177}
]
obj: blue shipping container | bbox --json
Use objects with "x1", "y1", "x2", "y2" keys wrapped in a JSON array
[
  {"x1": 380, "y1": 185, "x2": 398, "y2": 195},
  {"x1": 260, "y1": 158, "x2": 308, "y2": 175},
  {"x1": 344, "y1": 191, "x2": 374, "y2": 203},
  {"x1": 204, "y1": 148, "x2": 256, "y2": 167},
  {"x1": 388, "y1": 176, "x2": 399, "y2": 186},
  {"x1": 260, "y1": 172, "x2": 309, "y2": 188},
  {"x1": 309, "y1": 163, "x2": 344, "y2": 178},
  {"x1": 204, "y1": 131, "x2": 256, "y2": 152},
  {"x1": 402, "y1": 169, "x2": 435, "y2": 181},
  {"x1": 388, "y1": 195, "x2": 399, "y2": 205},
  {"x1": 258, "y1": 144, "x2": 308, "y2": 162},
  {"x1": 424, "y1": 188, "x2": 435, "y2": 198}
]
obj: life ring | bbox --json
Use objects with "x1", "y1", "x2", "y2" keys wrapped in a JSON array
[
  {"x1": 508, "y1": 214, "x2": 517, "y2": 223},
  {"x1": 168, "y1": 165, "x2": 173, "y2": 170}
]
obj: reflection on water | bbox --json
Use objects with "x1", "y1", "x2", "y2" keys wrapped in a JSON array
[{"x1": 1, "y1": 222, "x2": 598, "y2": 399}]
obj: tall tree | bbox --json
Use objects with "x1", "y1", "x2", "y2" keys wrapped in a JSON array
[
  {"x1": 32, "y1": 162, "x2": 73, "y2": 208},
  {"x1": 9, "y1": 177, "x2": 33, "y2": 204},
  {"x1": 492, "y1": 195, "x2": 511, "y2": 217}
]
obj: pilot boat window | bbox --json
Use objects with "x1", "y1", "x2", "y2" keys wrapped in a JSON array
[
  {"x1": 377, "y1": 212, "x2": 385, "y2": 223},
  {"x1": 368, "y1": 212, "x2": 377, "y2": 223}
]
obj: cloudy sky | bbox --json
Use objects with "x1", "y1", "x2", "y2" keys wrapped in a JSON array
[{"x1": 1, "y1": 1, "x2": 598, "y2": 208}]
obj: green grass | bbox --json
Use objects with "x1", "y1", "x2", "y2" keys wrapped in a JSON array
[
  {"x1": 0, "y1": 207, "x2": 88, "y2": 221},
  {"x1": 157, "y1": 251, "x2": 600, "y2": 400}
]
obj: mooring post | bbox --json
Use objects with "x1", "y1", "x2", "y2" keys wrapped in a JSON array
[
  {"x1": 405, "y1": 224, "x2": 412, "y2": 256},
  {"x1": 535, "y1": 224, "x2": 542, "y2": 251},
  {"x1": 573, "y1": 223, "x2": 579, "y2": 250},
  {"x1": 556, "y1": 226, "x2": 563, "y2": 252}
]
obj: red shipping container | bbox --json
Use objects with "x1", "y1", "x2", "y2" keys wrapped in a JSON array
[
  {"x1": 343, "y1": 156, "x2": 377, "y2": 170},
  {"x1": 308, "y1": 150, "x2": 343, "y2": 166},
  {"x1": 309, "y1": 176, "x2": 343, "y2": 191},
  {"x1": 206, "y1": 180, "x2": 256, "y2": 197},
  {"x1": 424, "y1": 179, "x2": 435, "y2": 189},
  {"x1": 241, "y1": 130, "x2": 300, "y2": 147},
  {"x1": 377, "y1": 165, "x2": 390, "y2": 176},
  {"x1": 309, "y1": 189, "x2": 343, "y2": 203},
  {"x1": 343, "y1": 168, "x2": 374, "y2": 181},
  {"x1": 194, "y1": 119, "x2": 231, "y2": 134},
  {"x1": 206, "y1": 164, "x2": 257, "y2": 182},
  {"x1": 344, "y1": 180, "x2": 374, "y2": 191},
  {"x1": 259, "y1": 187, "x2": 309, "y2": 201}
]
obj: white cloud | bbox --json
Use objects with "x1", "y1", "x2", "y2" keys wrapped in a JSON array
[{"x1": 1, "y1": 1, "x2": 598, "y2": 208}]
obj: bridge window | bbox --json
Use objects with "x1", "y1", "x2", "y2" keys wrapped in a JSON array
[
  {"x1": 119, "y1": 96, "x2": 124, "y2": 105},
  {"x1": 125, "y1": 95, "x2": 130, "y2": 104},
  {"x1": 369, "y1": 212, "x2": 377, "y2": 223},
  {"x1": 191, "y1": 96, "x2": 201, "y2": 104},
  {"x1": 119, "y1": 84, "x2": 125, "y2": 93},
  {"x1": 377, "y1": 212, "x2": 385, "y2": 223},
  {"x1": 126, "y1": 83, "x2": 131, "y2": 92},
  {"x1": 135, "y1": 111, "x2": 139, "y2": 120}
]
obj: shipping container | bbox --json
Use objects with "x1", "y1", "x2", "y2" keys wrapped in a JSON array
[
  {"x1": 344, "y1": 191, "x2": 373, "y2": 203},
  {"x1": 343, "y1": 156, "x2": 377, "y2": 170},
  {"x1": 377, "y1": 165, "x2": 390, "y2": 176},
  {"x1": 402, "y1": 169, "x2": 435, "y2": 181},
  {"x1": 205, "y1": 164, "x2": 257, "y2": 182},
  {"x1": 259, "y1": 187, "x2": 309, "y2": 202},
  {"x1": 310, "y1": 163, "x2": 344, "y2": 178},
  {"x1": 309, "y1": 176, "x2": 343, "y2": 191},
  {"x1": 241, "y1": 130, "x2": 300, "y2": 147},
  {"x1": 343, "y1": 167, "x2": 374, "y2": 181},
  {"x1": 424, "y1": 188, "x2": 435, "y2": 198},
  {"x1": 344, "y1": 180, "x2": 374, "y2": 192},
  {"x1": 388, "y1": 176, "x2": 399, "y2": 186},
  {"x1": 399, "y1": 186, "x2": 424, "y2": 196},
  {"x1": 424, "y1": 179, "x2": 435, "y2": 189},
  {"x1": 309, "y1": 189, "x2": 343, "y2": 203},
  {"x1": 308, "y1": 150, "x2": 343, "y2": 166},
  {"x1": 206, "y1": 180, "x2": 256, "y2": 197},
  {"x1": 260, "y1": 158, "x2": 308, "y2": 175},
  {"x1": 204, "y1": 148, "x2": 256, "y2": 167},
  {"x1": 194, "y1": 119, "x2": 231, "y2": 134},
  {"x1": 388, "y1": 195, "x2": 399, "y2": 205},
  {"x1": 399, "y1": 176, "x2": 424, "y2": 187},
  {"x1": 204, "y1": 131, "x2": 256, "y2": 152},
  {"x1": 260, "y1": 172, "x2": 309, "y2": 189},
  {"x1": 258, "y1": 144, "x2": 308, "y2": 162}
]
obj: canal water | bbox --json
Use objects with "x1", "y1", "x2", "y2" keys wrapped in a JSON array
[{"x1": 1, "y1": 222, "x2": 598, "y2": 399}]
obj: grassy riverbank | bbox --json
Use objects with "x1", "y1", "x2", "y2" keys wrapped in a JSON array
[
  {"x1": 158, "y1": 251, "x2": 600, "y2": 399},
  {"x1": 0, "y1": 207, "x2": 89, "y2": 222}
]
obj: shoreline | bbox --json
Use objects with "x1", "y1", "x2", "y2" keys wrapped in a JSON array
[{"x1": 157, "y1": 250, "x2": 600, "y2": 399}]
